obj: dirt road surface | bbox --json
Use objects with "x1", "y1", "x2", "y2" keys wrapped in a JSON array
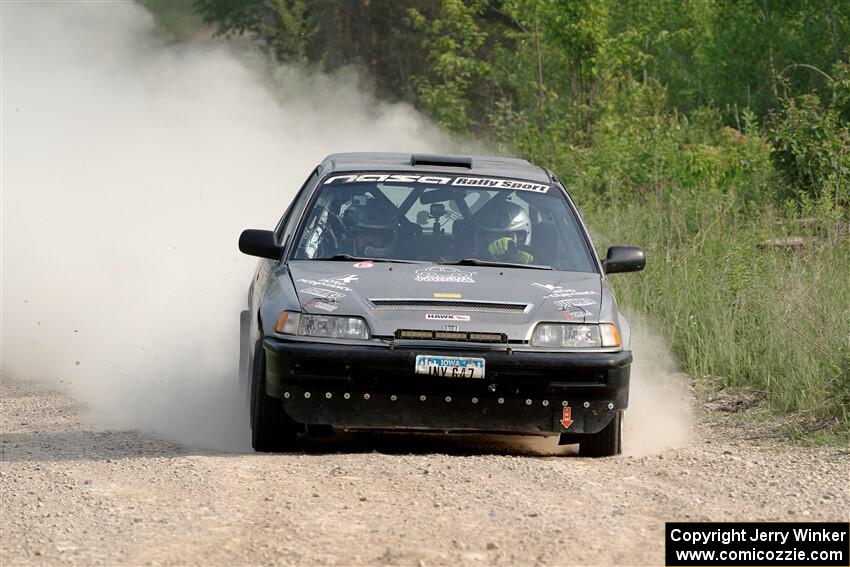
[{"x1": 1, "y1": 378, "x2": 847, "y2": 566}]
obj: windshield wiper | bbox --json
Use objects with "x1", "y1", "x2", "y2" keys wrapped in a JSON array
[
  {"x1": 314, "y1": 254, "x2": 423, "y2": 264},
  {"x1": 439, "y1": 258, "x2": 553, "y2": 270}
]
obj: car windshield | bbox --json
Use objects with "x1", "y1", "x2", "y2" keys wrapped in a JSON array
[{"x1": 292, "y1": 171, "x2": 597, "y2": 272}]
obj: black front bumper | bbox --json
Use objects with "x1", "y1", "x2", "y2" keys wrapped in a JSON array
[{"x1": 263, "y1": 338, "x2": 631, "y2": 435}]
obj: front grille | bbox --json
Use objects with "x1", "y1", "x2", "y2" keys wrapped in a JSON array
[
  {"x1": 395, "y1": 329, "x2": 507, "y2": 343},
  {"x1": 369, "y1": 298, "x2": 530, "y2": 313}
]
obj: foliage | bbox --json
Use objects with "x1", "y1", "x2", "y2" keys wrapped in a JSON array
[
  {"x1": 192, "y1": 0, "x2": 436, "y2": 101},
  {"x1": 769, "y1": 59, "x2": 850, "y2": 205},
  {"x1": 193, "y1": 0, "x2": 310, "y2": 61},
  {"x1": 139, "y1": 0, "x2": 207, "y2": 39},
  {"x1": 408, "y1": 0, "x2": 491, "y2": 132}
]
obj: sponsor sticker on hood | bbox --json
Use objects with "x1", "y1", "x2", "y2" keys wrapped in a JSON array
[
  {"x1": 297, "y1": 274, "x2": 358, "y2": 291},
  {"x1": 301, "y1": 287, "x2": 345, "y2": 301},
  {"x1": 425, "y1": 313, "x2": 471, "y2": 322},
  {"x1": 305, "y1": 298, "x2": 339, "y2": 312},
  {"x1": 532, "y1": 282, "x2": 598, "y2": 299},
  {"x1": 554, "y1": 297, "x2": 596, "y2": 308},
  {"x1": 415, "y1": 266, "x2": 476, "y2": 284}
]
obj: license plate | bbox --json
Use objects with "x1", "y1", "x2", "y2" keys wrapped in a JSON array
[{"x1": 415, "y1": 355, "x2": 485, "y2": 379}]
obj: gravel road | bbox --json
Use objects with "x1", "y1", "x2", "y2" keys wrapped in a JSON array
[{"x1": 1, "y1": 378, "x2": 847, "y2": 566}]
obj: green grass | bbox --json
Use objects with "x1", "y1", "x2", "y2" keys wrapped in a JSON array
[
  {"x1": 782, "y1": 425, "x2": 850, "y2": 448},
  {"x1": 586, "y1": 193, "x2": 850, "y2": 436}
]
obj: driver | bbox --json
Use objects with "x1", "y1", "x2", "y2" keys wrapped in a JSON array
[
  {"x1": 474, "y1": 201, "x2": 535, "y2": 264},
  {"x1": 343, "y1": 196, "x2": 399, "y2": 257}
]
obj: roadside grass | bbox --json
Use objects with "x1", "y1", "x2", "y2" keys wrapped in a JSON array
[
  {"x1": 581, "y1": 184, "x2": 849, "y2": 440},
  {"x1": 697, "y1": 380, "x2": 850, "y2": 447},
  {"x1": 782, "y1": 425, "x2": 850, "y2": 448}
]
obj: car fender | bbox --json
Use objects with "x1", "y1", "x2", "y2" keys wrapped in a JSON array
[{"x1": 258, "y1": 264, "x2": 302, "y2": 338}]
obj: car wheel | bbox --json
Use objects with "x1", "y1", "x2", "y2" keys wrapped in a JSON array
[
  {"x1": 579, "y1": 411, "x2": 622, "y2": 457},
  {"x1": 250, "y1": 340, "x2": 298, "y2": 452}
]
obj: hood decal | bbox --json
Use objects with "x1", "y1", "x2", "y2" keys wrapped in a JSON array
[
  {"x1": 304, "y1": 298, "x2": 339, "y2": 312},
  {"x1": 553, "y1": 297, "x2": 596, "y2": 308},
  {"x1": 561, "y1": 310, "x2": 586, "y2": 321},
  {"x1": 425, "y1": 313, "x2": 471, "y2": 322},
  {"x1": 433, "y1": 292, "x2": 462, "y2": 299},
  {"x1": 531, "y1": 281, "x2": 601, "y2": 323},
  {"x1": 296, "y1": 274, "x2": 359, "y2": 291},
  {"x1": 414, "y1": 266, "x2": 476, "y2": 284},
  {"x1": 301, "y1": 287, "x2": 345, "y2": 302},
  {"x1": 531, "y1": 282, "x2": 599, "y2": 299}
]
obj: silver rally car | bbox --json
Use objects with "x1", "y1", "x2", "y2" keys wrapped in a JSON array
[{"x1": 239, "y1": 153, "x2": 645, "y2": 456}]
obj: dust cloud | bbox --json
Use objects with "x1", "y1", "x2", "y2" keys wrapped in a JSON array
[
  {"x1": 622, "y1": 316, "x2": 694, "y2": 456},
  {"x1": 2, "y1": 2, "x2": 690, "y2": 457},
  {"x1": 511, "y1": 316, "x2": 693, "y2": 457},
  {"x1": 1, "y1": 1, "x2": 449, "y2": 450}
]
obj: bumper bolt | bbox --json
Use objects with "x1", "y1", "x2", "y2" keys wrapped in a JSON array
[
  {"x1": 525, "y1": 399, "x2": 532, "y2": 405},
  {"x1": 325, "y1": 392, "x2": 332, "y2": 399},
  {"x1": 562, "y1": 401, "x2": 568, "y2": 407},
  {"x1": 542, "y1": 400, "x2": 549, "y2": 407},
  {"x1": 363, "y1": 393, "x2": 370, "y2": 400},
  {"x1": 445, "y1": 396, "x2": 452, "y2": 403},
  {"x1": 583, "y1": 401, "x2": 590, "y2": 408},
  {"x1": 607, "y1": 402, "x2": 614, "y2": 410},
  {"x1": 471, "y1": 397, "x2": 478, "y2": 404},
  {"x1": 343, "y1": 393, "x2": 351, "y2": 400},
  {"x1": 420, "y1": 395, "x2": 427, "y2": 402},
  {"x1": 390, "y1": 394, "x2": 397, "y2": 401},
  {"x1": 498, "y1": 397, "x2": 504, "y2": 404},
  {"x1": 284, "y1": 392, "x2": 290, "y2": 399},
  {"x1": 304, "y1": 392, "x2": 311, "y2": 399}
]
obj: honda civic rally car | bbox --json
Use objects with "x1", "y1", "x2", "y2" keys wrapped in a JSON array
[{"x1": 239, "y1": 153, "x2": 645, "y2": 456}]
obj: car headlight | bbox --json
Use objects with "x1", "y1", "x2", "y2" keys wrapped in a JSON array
[
  {"x1": 274, "y1": 311, "x2": 370, "y2": 340},
  {"x1": 530, "y1": 323, "x2": 621, "y2": 348}
]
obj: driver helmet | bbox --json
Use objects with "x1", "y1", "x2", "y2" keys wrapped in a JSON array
[
  {"x1": 343, "y1": 196, "x2": 398, "y2": 257},
  {"x1": 475, "y1": 200, "x2": 532, "y2": 248}
]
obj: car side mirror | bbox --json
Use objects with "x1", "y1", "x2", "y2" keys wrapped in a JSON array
[
  {"x1": 603, "y1": 246, "x2": 645, "y2": 274},
  {"x1": 239, "y1": 229, "x2": 282, "y2": 260}
]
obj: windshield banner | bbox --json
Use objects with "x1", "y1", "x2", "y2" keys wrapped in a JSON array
[{"x1": 323, "y1": 173, "x2": 549, "y2": 193}]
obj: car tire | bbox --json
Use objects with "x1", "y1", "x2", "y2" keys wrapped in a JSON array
[
  {"x1": 579, "y1": 411, "x2": 622, "y2": 457},
  {"x1": 250, "y1": 340, "x2": 297, "y2": 452}
]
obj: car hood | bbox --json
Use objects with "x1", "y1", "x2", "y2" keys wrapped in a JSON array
[{"x1": 288, "y1": 260, "x2": 603, "y2": 340}]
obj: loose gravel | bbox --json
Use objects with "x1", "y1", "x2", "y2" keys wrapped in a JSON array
[{"x1": 1, "y1": 378, "x2": 847, "y2": 566}]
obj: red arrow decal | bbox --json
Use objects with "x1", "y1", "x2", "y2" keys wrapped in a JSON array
[{"x1": 560, "y1": 406, "x2": 574, "y2": 429}]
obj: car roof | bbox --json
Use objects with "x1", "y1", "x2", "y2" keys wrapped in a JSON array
[{"x1": 319, "y1": 152, "x2": 552, "y2": 184}]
